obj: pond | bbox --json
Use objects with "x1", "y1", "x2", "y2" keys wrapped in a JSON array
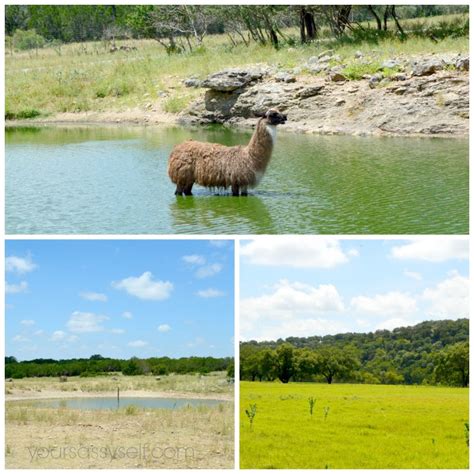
[
  {"x1": 5, "y1": 125, "x2": 468, "y2": 234},
  {"x1": 12, "y1": 396, "x2": 226, "y2": 410}
]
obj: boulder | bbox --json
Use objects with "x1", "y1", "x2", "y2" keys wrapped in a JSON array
[
  {"x1": 184, "y1": 78, "x2": 201, "y2": 88},
  {"x1": 412, "y1": 59, "x2": 444, "y2": 76},
  {"x1": 201, "y1": 67, "x2": 270, "y2": 92},
  {"x1": 455, "y1": 57, "x2": 469, "y2": 71},
  {"x1": 330, "y1": 72, "x2": 348, "y2": 82},
  {"x1": 274, "y1": 72, "x2": 296, "y2": 83},
  {"x1": 297, "y1": 84, "x2": 325, "y2": 99}
]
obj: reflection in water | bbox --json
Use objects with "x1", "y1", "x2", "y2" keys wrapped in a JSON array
[
  {"x1": 170, "y1": 194, "x2": 275, "y2": 234},
  {"x1": 6, "y1": 125, "x2": 468, "y2": 234}
]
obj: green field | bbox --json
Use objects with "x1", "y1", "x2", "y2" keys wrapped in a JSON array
[{"x1": 240, "y1": 382, "x2": 469, "y2": 469}]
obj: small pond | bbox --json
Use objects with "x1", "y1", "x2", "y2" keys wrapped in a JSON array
[
  {"x1": 12, "y1": 396, "x2": 227, "y2": 410},
  {"x1": 5, "y1": 125, "x2": 468, "y2": 234}
]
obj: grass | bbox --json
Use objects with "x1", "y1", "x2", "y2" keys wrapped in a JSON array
[
  {"x1": 5, "y1": 372, "x2": 234, "y2": 468},
  {"x1": 6, "y1": 372, "x2": 233, "y2": 396},
  {"x1": 5, "y1": 14, "x2": 468, "y2": 120},
  {"x1": 240, "y1": 381, "x2": 469, "y2": 469}
]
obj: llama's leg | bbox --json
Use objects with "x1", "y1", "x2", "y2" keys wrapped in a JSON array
[
  {"x1": 175, "y1": 185, "x2": 184, "y2": 196},
  {"x1": 232, "y1": 184, "x2": 240, "y2": 196},
  {"x1": 241, "y1": 186, "x2": 248, "y2": 197},
  {"x1": 183, "y1": 183, "x2": 194, "y2": 196}
]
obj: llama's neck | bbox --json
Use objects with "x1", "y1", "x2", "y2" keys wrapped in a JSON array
[{"x1": 246, "y1": 119, "x2": 274, "y2": 168}]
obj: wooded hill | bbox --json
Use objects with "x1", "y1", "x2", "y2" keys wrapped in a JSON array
[
  {"x1": 5, "y1": 354, "x2": 233, "y2": 379},
  {"x1": 240, "y1": 319, "x2": 468, "y2": 387}
]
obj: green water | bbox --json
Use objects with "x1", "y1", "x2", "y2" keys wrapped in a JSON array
[{"x1": 5, "y1": 125, "x2": 468, "y2": 234}]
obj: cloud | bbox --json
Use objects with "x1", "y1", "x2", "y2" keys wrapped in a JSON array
[
  {"x1": 50, "y1": 330, "x2": 67, "y2": 341},
  {"x1": 404, "y1": 270, "x2": 422, "y2": 281},
  {"x1": 196, "y1": 288, "x2": 224, "y2": 298},
  {"x1": 182, "y1": 254, "x2": 206, "y2": 265},
  {"x1": 5, "y1": 281, "x2": 28, "y2": 294},
  {"x1": 128, "y1": 340, "x2": 148, "y2": 348},
  {"x1": 240, "y1": 237, "x2": 354, "y2": 268},
  {"x1": 376, "y1": 318, "x2": 420, "y2": 331},
  {"x1": 241, "y1": 280, "x2": 345, "y2": 340},
  {"x1": 20, "y1": 319, "x2": 35, "y2": 326},
  {"x1": 66, "y1": 311, "x2": 109, "y2": 333},
  {"x1": 111, "y1": 328, "x2": 125, "y2": 334},
  {"x1": 112, "y1": 272, "x2": 173, "y2": 300},
  {"x1": 6, "y1": 255, "x2": 37, "y2": 274},
  {"x1": 158, "y1": 324, "x2": 171, "y2": 333},
  {"x1": 34, "y1": 329, "x2": 45, "y2": 336},
  {"x1": 209, "y1": 241, "x2": 229, "y2": 248},
  {"x1": 122, "y1": 311, "x2": 133, "y2": 319},
  {"x1": 80, "y1": 291, "x2": 108, "y2": 302},
  {"x1": 390, "y1": 239, "x2": 468, "y2": 262},
  {"x1": 351, "y1": 291, "x2": 417, "y2": 318},
  {"x1": 196, "y1": 263, "x2": 222, "y2": 279},
  {"x1": 13, "y1": 335, "x2": 30, "y2": 342},
  {"x1": 187, "y1": 336, "x2": 205, "y2": 347},
  {"x1": 422, "y1": 271, "x2": 469, "y2": 318}
]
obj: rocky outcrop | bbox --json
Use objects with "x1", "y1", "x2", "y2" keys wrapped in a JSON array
[{"x1": 180, "y1": 53, "x2": 469, "y2": 137}]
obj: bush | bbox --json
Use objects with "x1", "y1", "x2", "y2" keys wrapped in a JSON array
[
  {"x1": 13, "y1": 29, "x2": 45, "y2": 51},
  {"x1": 5, "y1": 109, "x2": 41, "y2": 120}
]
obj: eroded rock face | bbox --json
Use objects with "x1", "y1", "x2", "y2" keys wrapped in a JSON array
[{"x1": 180, "y1": 58, "x2": 468, "y2": 137}]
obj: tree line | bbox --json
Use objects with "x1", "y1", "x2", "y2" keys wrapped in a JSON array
[
  {"x1": 241, "y1": 319, "x2": 468, "y2": 387},
  {"x1": 5, "y1": 5, "x2": 469, "y2": 52},
  {"x1": 5, "y1": 354, "x2": 233, "y2": 379}
]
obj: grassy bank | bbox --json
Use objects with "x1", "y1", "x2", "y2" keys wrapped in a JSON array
[
  {"x1": 5, "y1": 372, "x2": 234, "y2": 468},
  {"x1": 5, "y1": 14, "x2": 468, "y2": 121},
  {"x1": 240, "y1": 381, "x2": 469, "y2": 469},
  {"x1": 6, "y1": 372, "x2": 233, "y2": 398}
]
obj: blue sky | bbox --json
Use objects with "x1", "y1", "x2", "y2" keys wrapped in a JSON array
[
  {"x1": 6, "y1": 240, "x2": 234, "y2": 361},
  {"x1": 240, "y1": 238, "x2": 469, "y2": 341}
]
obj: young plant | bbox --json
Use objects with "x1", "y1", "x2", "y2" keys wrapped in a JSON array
[
  {"x1": 308, "y1": 397, "x2": 316, "y2": 417},
  {"x1": 323, "y1": 406, "x2": 330, "y2": 420},
  {"x1": 464, "y1": 422, "x2": 469, "y2": 447},
  {"x1": 245, "y1": 403, "x2": 257, "y2": 430}
]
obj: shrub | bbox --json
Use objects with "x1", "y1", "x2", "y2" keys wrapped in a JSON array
[
  {"x1": 5, "y1": 109, "x2": 41, "y2": 120},
  {"x1": 245, "y1": 403, "x2": 257, "y2": 430},
  {"x1": 13, "y1": 29, "x2": 45, "y2": 51}
]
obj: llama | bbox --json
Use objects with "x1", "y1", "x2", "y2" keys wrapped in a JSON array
[{"x1": 168, "y1": 109, "x2": 287, "y2": 196}]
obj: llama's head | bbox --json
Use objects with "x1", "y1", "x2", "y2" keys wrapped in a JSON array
[{"x1": 263, "y1": 109, "x2": 287, "y2": 126}]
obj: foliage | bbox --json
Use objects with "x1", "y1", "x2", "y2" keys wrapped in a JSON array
[
  {"x1": 5, "y1": 354, "x2": 233, "y2": 379},
  {"x1": 241, "y1": 319, "x2": 468, "y2": 386},
  {"x1": 12, "y1": 29, "x2": 45, "y2": 51},
  {"x1": 308, "y1": 396, "x2": 316, "y2": 416},
  {"x1": 245, "y1": 403, "x2": 257, "y2": 429}
]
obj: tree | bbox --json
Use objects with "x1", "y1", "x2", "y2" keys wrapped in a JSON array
[
  {"x1": 435, "y1": 342, "x2": 469, "y2": 387},
  {"x1": 315, "y1": 346, "x2": 360, "y2": 384},
  {"x1": 275, "y1": 343, "x2": 295, "y2": 383}
]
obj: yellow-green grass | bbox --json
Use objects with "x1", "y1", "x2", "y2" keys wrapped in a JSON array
[
  {"x1": 5, "y1": 14, "x2": 468, "y2": 120},
  {"x1": 240, "y1": 381, "x2": 468, "y2": 469}
]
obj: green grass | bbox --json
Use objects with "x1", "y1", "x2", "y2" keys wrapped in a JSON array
[
  {"x1": 240, "y1": 382, "x2": 469, "y2": 469},
  {"x1": 5, "y1": 13, "x2": 468, "y2": 120}
]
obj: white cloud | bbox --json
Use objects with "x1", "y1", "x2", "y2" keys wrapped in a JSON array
[
  {"x1": 122, "y1": 311, "x2": 133, "y2": 319},
  {"x1": 404, "y1": 270, "x2": 422, "y2": 281},
  {"x1": 376, "y1": 318, "x2": 420, "y2": 331},
  {"x1": 5, "y1": 281, "x2": 28, "y2": 294},
  {"x1": 351, "y1": 291, "x2": 417, "y2": 318},
  {"x1": 347, "y1": 248, "x2": 360, "y2": 258},
  {"x1": 209, "y1": 240, "x2": 229, "y2": 248},
  {"x1": 182, "y1": 254, "x2": 206, "y2": 265},
  {"x1": 112, "y1": 272, "x2": 173, "y2": 300},
  {"x1": 187, "y1": 336, "x2": 205, "y2": 347},
  {"x1": 111, "y1": 328, "x2": 125, "y2": 334},
  {"x1": 66, "y1": 311, "x2": 109, "y2": 333},
  {"x1": 50, "y1": 330, "x2": 67, "y2": 341},
  {"x1": 80, "y1": 291, "x2": 108, "y2": 302},
  {"x1": 13, "y1": 335, "x2": 30, "y2": 342},
  {"x1": 128, "y1": 340, "x2": 148, "y2": 348},
  {"x1": 158, "y1": 324, "x2": 171, "y2": 333},
  {"x1": 196, "y1": 263, "x2": 222, "y2": 279},
  {"x1": 422, "y1": 271, "x2": 469, "y2": 318},
  {"x1": 391, "y1": 239, "x2": 468, "y2": 262},
  {"x1": 196, "y1": 288, "x2": 224, "y2": 298},
  {"x1": 6, "y1": 255, "x2": 37, "y2": 274},
  {"x1": 241, "y1": 280, "x2": 345, "y2": 340},
  {"x1": 20, "y1": 319, "x2": 35, "y2": 326},
  {"x1": 34, "y1": 329, "x2": 45, "y2": 336},
  {"x1": 241, "y1": 238, "x2": 354, "y2": 268}
]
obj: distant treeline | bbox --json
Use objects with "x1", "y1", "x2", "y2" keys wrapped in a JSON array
[
  {"x1": 5, "y1": 5, "x2": 469, "y2": 51},
  {"x1": 241, "y1": 319, "x2": 469, "y2": 387},
  {"x1": 5, "y1": 354, "x2": 234, "y2": 379}
]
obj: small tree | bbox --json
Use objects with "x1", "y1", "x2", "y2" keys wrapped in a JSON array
[{"x1": 12, "y1": 29, "x2": 45, "y2": 53}]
